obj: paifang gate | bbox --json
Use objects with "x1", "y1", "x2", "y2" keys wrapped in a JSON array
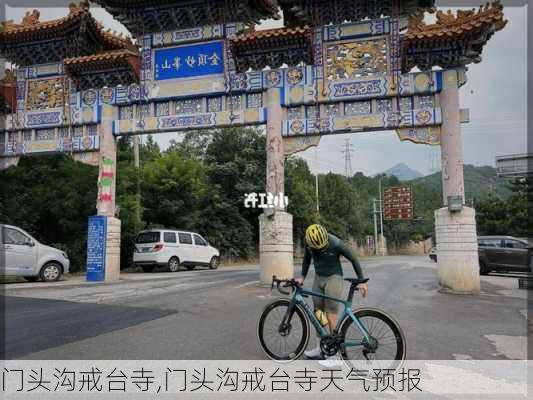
[{"x1": 0, "y1": 0, "x2": 507, "y2": 293}]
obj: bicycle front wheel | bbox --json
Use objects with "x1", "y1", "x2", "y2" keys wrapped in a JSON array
[
  {"x1": 257, "y1": 298, "x2": 310, "y2": 361},
  {"x1": 339, "y1": 308, "x2": 406, "y2": 370}
]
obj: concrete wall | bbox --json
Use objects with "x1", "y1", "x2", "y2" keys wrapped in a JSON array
[
  {"x1": 388, "y1": 238, "x2": 434, "y2": 256},
  {"x1": 294, "y1": 236, "x2": 433, "y2": 259}
]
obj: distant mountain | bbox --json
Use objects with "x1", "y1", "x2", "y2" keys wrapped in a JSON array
[
  {"x1": 382, "y1": 163, "x2": 424, "y2": 181},
  {"x1": 411, "y1": 164, "x2": 511, "y2": 200}
]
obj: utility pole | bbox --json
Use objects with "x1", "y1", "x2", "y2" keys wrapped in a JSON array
[
  {"x1": 378, "y1": 178, "x2": 385, "y2": 256},
  {"x1": 372, "y1": 199, "x2": 379, "y2": 256},
  {"x1": 341, "y1": 138, "x2": 354, "y2": 177},
  {"x1": 314, "y1": 148, "x2": 320, "y2": 217},
  {"x1": 133, "y1": 135, "x2": 140, "y2": 168},
  {"x1": 315, "y1": 173, "x2": 319, "y2": 215}
]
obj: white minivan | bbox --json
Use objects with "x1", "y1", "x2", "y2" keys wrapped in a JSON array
[
  {"x1": 133, "y1": 229, "x2": 220, "y2": 272},
  {"x1": 0, "y1": 224, "x2": 70, "y2": 282}
]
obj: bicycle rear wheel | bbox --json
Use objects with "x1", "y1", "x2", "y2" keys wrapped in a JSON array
[
  {"x1": 339, "y1": 308, "x2": 405, "y2": 371},
  {"x1": 257, "y1": 298, "x2": 310, "y2": 361}
]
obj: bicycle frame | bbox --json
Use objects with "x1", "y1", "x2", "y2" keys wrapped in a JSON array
[{"x1": 288, "y1": 285, "x2": 373, "y2": 349}]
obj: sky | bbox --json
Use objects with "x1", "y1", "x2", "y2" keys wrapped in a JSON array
[{"x1": 4, "y1": 2, "x2": 528, "y2": 176}]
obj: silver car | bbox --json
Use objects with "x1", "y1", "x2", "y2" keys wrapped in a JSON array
[{"x1": 0, "y1": 224, "x2": 70, "y2": 282}]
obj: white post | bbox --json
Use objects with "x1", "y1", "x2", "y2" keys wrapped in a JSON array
[
  {"x1": 133, "y1": 135, "x2": 140, "y2": 168},
  {"x1": 435, "y1": 69, "x2": 480, "y2": 294},
  {"x1": 259, "y1": 88, "x2": 294, "y2": 284}
]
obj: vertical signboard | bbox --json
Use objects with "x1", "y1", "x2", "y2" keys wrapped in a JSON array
[
  {"x1": 86, "y1": 215, "x2": 107, "y2": 281},
  {"x1": 383, "y1": 186, "x2": 413, "y2": 220}
]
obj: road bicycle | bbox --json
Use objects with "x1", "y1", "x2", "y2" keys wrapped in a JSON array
[{"x1": 258, "y1": 276, "x2": 406, "y2": 369}]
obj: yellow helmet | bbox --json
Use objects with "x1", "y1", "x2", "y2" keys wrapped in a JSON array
[{"x1": 305, "y1": 224, "x2": 329, "y2": 250}]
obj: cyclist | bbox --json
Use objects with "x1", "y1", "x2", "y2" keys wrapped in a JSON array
[{"x1": 295, "y1": 224, "x2": 368, "y2": 361}]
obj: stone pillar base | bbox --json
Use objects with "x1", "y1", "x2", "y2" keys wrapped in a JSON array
[
  {"x1": 435, "y1": 207, "x2": 480, "y2": 294},
  {"x1": 259, "y1": 211, "x2": 294, "y2": 285},
  {"x1": 105, "y1": 217, "x2": 121, "y2": 282}
]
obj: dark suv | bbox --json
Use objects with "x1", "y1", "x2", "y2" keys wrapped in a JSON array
[{"x1": 478, "y1": 236, "x2": 531, "y2": 275}]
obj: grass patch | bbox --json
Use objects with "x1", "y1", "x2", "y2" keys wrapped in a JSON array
[{"x1": 0, "y1": 276, "x2": 26, "y2": 284}]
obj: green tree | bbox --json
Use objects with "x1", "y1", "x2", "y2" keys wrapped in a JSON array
[
  {"x1": 476, "y1": 178, "x2": 529, "y2": 237},
  {"x1": 116, "y1": 136, "x2": 143, "y2": 269},
  {"x1": 141, "y1": 151, "x2": 208, "y2": 231},
  {"x1": 140, "y1": 134, "x2": 161, "y2": 163},
  {"x1": 0, "y1": 154, "x2": 98, "y2": 271},
  {"x1": 506, "y1": 178, "x2": 529, "y2": 237},
  {"x1": 476, "y1": 195, "x2": 511, "y2": 235},
  {"x1": 202, "y1": 127, "x2": 266, "y2": 258},
  {"x1": 285, "y1": 157, "x2": 316, "y2": 243},
  {"x1": 171, "y1": 130, "x2": 212, "y2": 160}
]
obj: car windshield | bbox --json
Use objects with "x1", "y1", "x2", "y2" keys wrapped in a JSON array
[{"x1": 136, "y1": 232, "x2": 161, "y2": 244}]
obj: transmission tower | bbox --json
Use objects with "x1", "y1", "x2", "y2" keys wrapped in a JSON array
[{"x1": 341, "y1": 138, "x2": 355, "y2": 177}]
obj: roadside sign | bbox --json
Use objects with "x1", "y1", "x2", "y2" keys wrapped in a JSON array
[
  {"x1": 86, "y1": 215, "x2": 107, "y2": 281},
  {"x1": 383, "y1": 186, "x2": 413, "y2": 220}
]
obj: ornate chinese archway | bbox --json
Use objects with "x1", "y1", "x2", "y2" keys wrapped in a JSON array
[{"x1": 0, "y1": 1, "x2": 506, "y2": 293}]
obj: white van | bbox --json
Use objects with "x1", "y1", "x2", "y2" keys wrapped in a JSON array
[
  {"x1": 133, "y1": 229, "x2": 220, "y2": 272},
  {"x1": 0, "y1": 224, "x2": 70, "y2": 282}
]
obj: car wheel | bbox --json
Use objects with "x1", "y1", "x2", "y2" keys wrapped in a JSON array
[
  {"x1": 186, "y1": 265, "x2": 195, "y2": 271},
  {"x1": 24, "y1": 276, "x2": 39, "y2": 282},
  {"x1": 141, "y1": 265, "x2": 154, "y2": 273},
  {"x1": 209, "y1": 256, "x2": 219, "y2": 270},
  {"x1": 479, "y1": 261, "x2": 489, "y2": 275},
  {"x1": 168, "y1": 257, "x2": 180, "y2": 272},
  {"x1": 40, "y1": 262, "x2": 62, "y2": 282}
]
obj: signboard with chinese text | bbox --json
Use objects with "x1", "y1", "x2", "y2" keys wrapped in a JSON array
[
  {"x1": 86, "y1": 215, "x2": 107, "y2": 281},
  {"x1": 154, "y1": 41, "x2": 224, "y2": 81},
  {"x1": 383, "y1": 186, "x2": 413, "y2": 221}
]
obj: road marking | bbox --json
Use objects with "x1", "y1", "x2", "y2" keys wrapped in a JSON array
[
  {"x1": 4, "y1": 275, "x2": 258, "y2": 305},
  {"x1": 484, "y1": 334, "x2": 527, "y2": 360},
  {"x1": 452, "y1": 353, "x2": 473, "y2": 360},
  {"x1": 234, "y1": 280, "x2": 260, "y2": 289}
]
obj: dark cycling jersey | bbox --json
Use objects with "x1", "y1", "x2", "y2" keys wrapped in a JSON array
[{"x1": 301, "y1": 233, "x2": 364, "y2": 279}]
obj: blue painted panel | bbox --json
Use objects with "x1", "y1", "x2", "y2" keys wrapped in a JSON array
[
  {"x1": 86, "y1": 215, "x2": 107, "y2": 282},
  {"x1": 435, "y1": 71, "x2": 443, "y2": 92},
  {"x1": 26, "y1": 111, "x2": 62, "y2": 127},
  {"x1": 154, "y1": 41, "x2": 224, "y2": 81}
]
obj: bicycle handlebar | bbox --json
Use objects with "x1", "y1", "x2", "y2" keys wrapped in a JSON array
[
  {"x1": 271, "y1": 276, "x2": 301, "y2": 295},
  {"x1": 271, "y1": 276, "x2": 370, "y2": 296}
]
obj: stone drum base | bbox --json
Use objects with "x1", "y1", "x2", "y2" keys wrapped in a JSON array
[
  {"x1": 435, "y1": 207, "x2": 480, "y2": 295},
  {"x1": 259, "y1": 211, "x2": 294, "y2": 285}
]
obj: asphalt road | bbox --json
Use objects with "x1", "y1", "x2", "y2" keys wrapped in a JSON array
[{"x1": 1, "y1": 256, "x2": 528, "y2": 360}]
